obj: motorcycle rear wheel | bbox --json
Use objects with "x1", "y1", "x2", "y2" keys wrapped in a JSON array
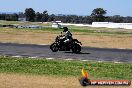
[{"x1": 72, "y1": 43, "x2": 81, "y2": 53}]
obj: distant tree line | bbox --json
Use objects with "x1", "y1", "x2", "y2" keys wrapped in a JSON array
[
  {"x1": 0, "y1": 8, "x2": 132, "y2": 24},
  {"x1": 0, "y1": 13, "x2": 18, "y2": 21}
]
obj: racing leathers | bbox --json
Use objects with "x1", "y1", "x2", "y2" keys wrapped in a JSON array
[{"x1": 63, "y1": 31, "x2": 72, "y2": 43}]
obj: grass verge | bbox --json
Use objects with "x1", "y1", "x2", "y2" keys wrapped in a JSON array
[
  {"x1": 14, "y1": 27, "x2": 132, "y2": 35},
  {"x1": 0, "y1": 56, "x2": 132, "y2": 80},
  {"x1": 0, "y1": 28, "x2": 132, "y2": 49},
  {"x1": 0, "y1": 20, "x2": 132, "y2": 35}
]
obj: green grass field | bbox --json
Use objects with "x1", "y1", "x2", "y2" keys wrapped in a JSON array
[
  {"x1": 0, "y1": 20, "x2": 132, "y2": 35},
  {"x1": 0, "y1": 27, "x2": 132, "y2": 36},
  {"x1": 0, "y1": 20, "x2": 52, "y2": 26},
  {"x1": 0, "y1": 56, "x2": 132, "y2": 80}
]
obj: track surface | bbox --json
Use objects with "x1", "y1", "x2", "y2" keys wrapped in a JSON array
[{"x1": 0, "y1": 43, "x2": 132, "y2": 62}]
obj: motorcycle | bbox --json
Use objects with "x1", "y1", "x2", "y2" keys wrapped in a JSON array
[{"x1": 50, "y1": 33, "x2": 82, "y2": 53}]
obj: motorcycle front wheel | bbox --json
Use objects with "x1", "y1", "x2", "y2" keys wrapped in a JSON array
[{"x1": 50, "y1": 43, "x2": 59, "y2": 52}]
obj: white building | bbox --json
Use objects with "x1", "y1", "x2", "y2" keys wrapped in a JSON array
[
  {"x1": 52, "y1": 21, "x2": 62, "y2": 28},
  {"x1": 18, "y1": 17, "x2": 26, "y2": 21},
  {"x1": 92, "y1": 22, "x2": 132, "y2": 29}
]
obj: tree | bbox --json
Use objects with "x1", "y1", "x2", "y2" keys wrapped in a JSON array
[
  {"x1": 18, "y1": 12, "x2": 25, "y2": 18},
  {"x1": 25, "y1": 8, "x2": 35, "y2": 21},
  {"x1": 12, "y1": 13, "x2": 18, "y2": 21},
  {"x1": 123, "y1": 16, "x2": 132, "y2": 23},
  {"x1": 91, "y1": 8, "x2": 107, "y2": 22},
  {"x1": 42, "y1": 11, "x2": 49, "y2": 22},
  {"x1": 35, "y1": 12, "x2": 42, "y2": 22},
  {"x1": 0, "y1": 14, "x2": 6, "y2": 20},
  {"x1": 48, "y1": 14, "x2": 55, "y2": 22},
  {"x1": 110, "y1": 15, "x2": 123, "y2": 23}
]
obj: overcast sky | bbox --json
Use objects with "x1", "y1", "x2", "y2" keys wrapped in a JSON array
[{"x1": 0, "y1": 0, "x2": 131, "y2": 16}]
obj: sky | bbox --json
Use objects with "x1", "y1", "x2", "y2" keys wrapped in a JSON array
[{"x1": 0, "y1": 0, "x2": 132, "y2": 16}]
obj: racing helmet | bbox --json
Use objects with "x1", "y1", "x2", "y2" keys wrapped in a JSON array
[{"x1": 63, "y1": 27, "x2": 68, "y2": 32}]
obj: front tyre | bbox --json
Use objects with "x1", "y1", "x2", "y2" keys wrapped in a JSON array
[
  {"x1": 72, "y1": 43, "x2": 81, "y2": 53},
  {"x1": 50, "y1": 43, "x2": 59, "y2": 52},
  {"x1": 79, "y1": 77, "x2": 91, "y2": 86}
]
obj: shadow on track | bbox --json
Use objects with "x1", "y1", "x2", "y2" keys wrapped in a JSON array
[{"x1": 64, "y1": 52, "x2": 90, "y2": 54}]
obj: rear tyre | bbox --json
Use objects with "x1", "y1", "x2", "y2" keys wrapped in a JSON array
[
  {"x1": 72, "y1": 43, "x2": 81, "y2": 53},
  {"x1": 50, "y1": 43, "x2": 59, "y2": 52}
]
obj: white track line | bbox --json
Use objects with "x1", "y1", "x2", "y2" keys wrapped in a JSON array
[
  {"x1": 64, "y1": 59, "x2": 73, "y2": 61},
  {"x1": 29, "y1": 56, "x2": 38, "y2": 58},
  {"x1": 12, "y1": 55, "x2": 22, "y2": 58},
  {"x1": 114, "y1": 61, "x2": 122, "y2": 63},
  {"x1": 38, "y1": 44, "x2": 48, "y2": 45},
  {"x1": 46, "y1": 58, "x2": 55, "y2": 60},
  {"x1": 98, "y1": 61, "x2": 103, "y2": 63},
  {"x1": 9, "y1": 55, "x2": 124, "y2": 63},
  {"x1": 81, "y1": 60, "x2": 89, "y2": 62}
]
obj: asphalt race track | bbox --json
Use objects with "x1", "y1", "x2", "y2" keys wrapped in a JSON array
[{"x1": 0, "y1": 43, "x2": 132, "y2": 63}]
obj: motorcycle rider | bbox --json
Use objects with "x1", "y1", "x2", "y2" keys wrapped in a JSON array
[
  {"x1": 50, "y1": 27, "x2": 81, "y2": 53},
  {"x1": 62, "y1": 27, "x2": 73, "y2": 45}
]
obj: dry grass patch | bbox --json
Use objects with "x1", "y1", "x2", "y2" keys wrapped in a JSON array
[
  {"x1": 0, "y1": 73, "x2": 131, "y2": 88},
  {"x1": 0, "y1": 73, "x2": 81, "y2": 88},
  {"x1": 0, "y1": 28, "x2": 57, "y2": 44},
  {"x1": 75, "y1": 34, "x2": 132, "y2": 49},
  {"x1": 0, "y1": 28, "x2": 132, "y2": 49}
]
